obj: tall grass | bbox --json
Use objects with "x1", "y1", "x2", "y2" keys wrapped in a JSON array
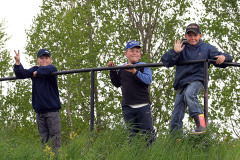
[{"x1": 0, "y1": 125, "x2": 239, "y2": 160}]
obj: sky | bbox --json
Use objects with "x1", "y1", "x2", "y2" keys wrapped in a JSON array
[{"x1": 0, "y1": 0, "x2": 43, "y2": 66}]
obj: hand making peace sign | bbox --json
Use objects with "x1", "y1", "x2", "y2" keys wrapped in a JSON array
[{"x1": 14, "y1": 50, "x2": 20, "y2": 65}]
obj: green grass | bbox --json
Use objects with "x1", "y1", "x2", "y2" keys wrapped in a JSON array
[{"x1": 0, "y1": 125, "x2": 239, "y2": 160}]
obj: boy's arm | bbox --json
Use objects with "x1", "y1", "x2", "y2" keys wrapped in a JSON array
[
  {"x1": 14, "y1": 64, "x2": 36, "y2": 79},
  {"x1": 161, "y1": 40, "x2": 184, "y2": 67},
  {"x1": 36, "y1": 65, "x2": 57, "y2": 76},
  {"x1": 110, "y1": 70, "x2": 121, "y2": 87},
  {"x1": 214, "y1": 53, "x2": 232, "y2": 68},
  {"x1": 108, "y1": 61, "x2": 121, "y2": 87},
  {"x1": 218, "y1": 52, "x2": 232, "y2": 62},
  {"x1": 134, "y1": 67, "x2": 152, "y2": 85},
  {"x1": 161, "y1": 49, "x2": 180, "y2": 67},
  {"x1": 14, "y1": 50, "x2": 36, "y2": 79},
  {"x1": 209, "y1": 46, "x2": 233, "y2": 68}
]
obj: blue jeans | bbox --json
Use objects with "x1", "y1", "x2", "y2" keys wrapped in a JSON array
[
  {"x1": 170, "y1": 81, "x2": 203, "y2": 134},
  {"x1": 122, "y1": 104, "x2": 155, "y2": 144}
]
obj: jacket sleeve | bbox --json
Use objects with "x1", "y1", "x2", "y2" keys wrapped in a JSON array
[
  {"x1": 14, "y1": 64, "x2": 37, "y2": 79},
  {"x1": 213, "y1": 52, "x2": 232, "y2": 68},
  {"x1": 110, "y1": 70, "x2": 121, "y2": 87},
  {"x1": 37, "y1": 65, "x2": 57, "y2": 76},
  {"x1": 161, "y1": 49, "x2": 180, "y2": 67},
  {"x1": 208, "y1": 46, "x2": 233, "y2": 68},
  {"x1": 134, "y1": 67, "x2": 152, "y2": 85}
]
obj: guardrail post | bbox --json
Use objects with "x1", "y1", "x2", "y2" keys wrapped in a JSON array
[
  {"x1": 90, "y1": 70, "x2": 95, "y2": 131},
  {"x1": 203, "y1": 60, "x2": 209, "y2": 126}
]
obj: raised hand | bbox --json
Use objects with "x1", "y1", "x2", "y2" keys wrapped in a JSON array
[
  {"x1": 174, "y1": 39, "x2": 185, "y2": 53},
  {"x1": 14, "y1": 50, "x2": 20, "y2": 65}
]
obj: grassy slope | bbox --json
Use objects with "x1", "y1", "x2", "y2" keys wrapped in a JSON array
[{"x1": 0, "y1": 126, "x2": 239, "y2": 160}]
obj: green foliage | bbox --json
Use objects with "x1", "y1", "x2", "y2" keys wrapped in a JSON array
[
  {"x1": 200, "y1": 0, "x2": 240, "y2": 138},
  {"x1": 0, "y1": 20, "x2": 21, "y2": 133},
  {"x1": 0, "y1": 20, "x2": 11, "y2": 77},
  {"x1": 3, "y1": 80, "x2": 34, "y2": 133}
]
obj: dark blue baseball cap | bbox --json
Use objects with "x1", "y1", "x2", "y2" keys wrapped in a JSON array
[
  {"x1": 125, "y1": 41, "x2": 141, "y2": 51},
  {"x1": 37, "y1": 49, "x2": 51, "y2": 58}
]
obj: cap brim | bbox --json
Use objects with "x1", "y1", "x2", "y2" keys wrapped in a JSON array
[
  {"x1": 37, "y1": 53, "x2": 51, "y2": 58},
  {"x1": 186, "y1": 29, "x2": 200, "y2": 34},
  {"x1": 130, "y1": 45, "x2": 141, "y2": 49}
]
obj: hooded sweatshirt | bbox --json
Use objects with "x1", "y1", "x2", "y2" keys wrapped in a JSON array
[{"x1": 161, "y1": 40, "x2": 232, "y2": 90}]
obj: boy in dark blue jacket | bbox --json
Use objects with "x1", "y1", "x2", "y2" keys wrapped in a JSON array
[
  {"x1": 14, "y1": 49, "x2": 62, "y2": 152},
  {"x1": 108, "y1": 41, "x2": 155, "y2": 145},
  {"x1": 161, "y1": 23, "x2": 232, "y2": 135}
]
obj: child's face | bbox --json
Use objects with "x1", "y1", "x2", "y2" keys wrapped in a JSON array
[
  {"x1": 37, "y1": 55, "x2": 52, "y2": 66},
  {"x1": 124, "y1": 47, "x2": 141, "y2": 64},
  {"x1": 185, "y1": 32, "x2": 202, "y2": 45}
]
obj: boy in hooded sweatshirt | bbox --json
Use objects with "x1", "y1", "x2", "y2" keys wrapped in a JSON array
[{"x1": 161, "y1": 23, "x2": 232, "y2": 135}]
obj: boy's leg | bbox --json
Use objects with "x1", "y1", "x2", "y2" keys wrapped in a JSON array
[
  {"x1": 122, "y1": 106, "x2": 138, "y2": 136},
  {"x1": 46, "y1": 112, "x2": 61, "y2": 151},
  {"x1": 184, "y1": 81, "x2": 206, "y2": 134},
  {"x1": 136, "y1": 104, "x2": 156, "y2": 144},
  {"x1": 36, "y1": 113, "x2": 49, "y2": 146},
  {"x1": 170, "y1": 89, "x2": 187, "y2": 136},
  {"x1": 184, "y1": 81, "x2": 203, "y2": 117}
]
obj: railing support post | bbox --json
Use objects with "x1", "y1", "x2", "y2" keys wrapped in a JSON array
[
  {"x1": 90, "y1": 70, "x2": 95, "y2": 132},
  {"x1": 203, "y1": 60, "x2": 209, "y2": 126}
]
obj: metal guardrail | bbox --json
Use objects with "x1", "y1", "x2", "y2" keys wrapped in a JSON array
[{"x1": 1, "y1": 59, "x2": 239, "y2": 131}]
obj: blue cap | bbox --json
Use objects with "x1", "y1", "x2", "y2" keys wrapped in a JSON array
[
  {"x1": 37, "y1": 49, "x2": 51, "y2": 58},
  {"x1": 125, "y1": 41, "x2": 141, "y2": 51}
]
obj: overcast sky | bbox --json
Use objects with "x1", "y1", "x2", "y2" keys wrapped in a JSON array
[{"x1": 0, "y1": 0, "x2": 43, "y2": 66}]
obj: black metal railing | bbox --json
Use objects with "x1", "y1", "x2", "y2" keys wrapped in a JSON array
[{"x1": 1, "y1": 59, "x2": 239, "y2": 131}]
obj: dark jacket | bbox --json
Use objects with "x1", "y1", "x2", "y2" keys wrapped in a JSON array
[
  {"x1": 14, "y1": 64, "x2": 62, "y2": 113},
  {"x1": 161, "y1": 40, "x2": 232, "y2": 90},
  {"x1": 110, "y1": 62, "x2": 152, "y2": 106}
]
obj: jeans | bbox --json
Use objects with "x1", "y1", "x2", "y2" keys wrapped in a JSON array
[
  {"x1": 170, "y1": 81, "x2": 203, "y2": 134},
  {"x1": 122, "y1": 104, "x2": 155, "y2": 144},
  {"x1": 36, "y1": 112, "x2": 61, "y2": 151}
]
